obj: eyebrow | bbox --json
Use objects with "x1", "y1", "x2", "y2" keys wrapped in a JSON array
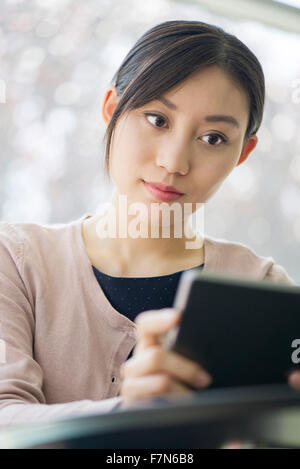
[{"x1": 157, "y1": 96, "x2": 240, "y2": 129}]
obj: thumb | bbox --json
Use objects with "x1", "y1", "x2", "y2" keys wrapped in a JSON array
[
  {"x1": 135, "y1": 308, "x2": 182, "y2": 334},
  {"x1": 133, "y1": 308, "x2": 182, "y2": 354}
]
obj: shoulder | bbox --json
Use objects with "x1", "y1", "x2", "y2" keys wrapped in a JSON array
[
  {"x1": 0, "y1": 218, "x2": 72, "y2": 249},
  {"x1": 0, "y1": 221, "x2": 25, "y2": 274},
  {"x1": 204, "y1": 234, "x2": 297, "y2": 285},
  {"x1": 0, "y1": 217, "x2": 79, "y2": 276}
]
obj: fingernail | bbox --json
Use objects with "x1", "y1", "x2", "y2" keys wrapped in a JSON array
[
  {"x1": 196, "y1": 371, "x2": 212, "y2": 387},
  {"x1": 161, "y1": 309, "x2": 181, "y2": 319}
]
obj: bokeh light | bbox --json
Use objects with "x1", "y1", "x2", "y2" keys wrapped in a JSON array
[{"x1": 0, "y1": 0, "x2": 299, "y2": 282}]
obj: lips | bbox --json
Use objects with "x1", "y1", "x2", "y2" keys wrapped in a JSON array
[
  {"x1": 143, "y1": 180, "x2": 184, "y2": 202},
  {"x1": 143, "y1": 181, "x2": 183, "y2": 195}
]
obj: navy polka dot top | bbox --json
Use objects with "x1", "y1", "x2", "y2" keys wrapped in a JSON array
[{"x1": 92, "y1": 263, "x2": 204, "y2": 360}]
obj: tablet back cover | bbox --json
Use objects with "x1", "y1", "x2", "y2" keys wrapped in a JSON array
[{"x1": 169, "y1": 270, "x2": 300, "y2": 388}]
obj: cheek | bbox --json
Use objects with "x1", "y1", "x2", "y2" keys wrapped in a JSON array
[
  {"x1": 118, "y1": 123, "x2": 149, "y2": 162},
  {"x1": 197, "y1": 157, "x2": 235, "y2": 184},
  {"x1": 189, "y1": 156, "x2": 237, "y2": 201},
  {"x1": 110, "y1": 126, "x2": 149, "y2": 184}
]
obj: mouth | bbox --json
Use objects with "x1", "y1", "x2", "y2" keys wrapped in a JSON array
[{"x1": 142, "y1": 180, "x2": 184, "y2": 202}]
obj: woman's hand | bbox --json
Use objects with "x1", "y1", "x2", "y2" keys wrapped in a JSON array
[{"x1": 119, "y1": 308, "x2": 212, "y2": 408}]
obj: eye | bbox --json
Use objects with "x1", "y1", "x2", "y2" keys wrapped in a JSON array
[
  {"x1": 144, "y1": 113, "x2": 168, "y2": 129},
  {"x1": 144, "y1": 113, "x2": 228, "y2": 146},
  {"x1": 201, "y1": 133, "x2": 227, "y2": 146}
]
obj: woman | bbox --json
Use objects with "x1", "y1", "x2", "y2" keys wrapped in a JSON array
[{"x1": 0, "y1": 20, "x2": 299, "y2": 426}]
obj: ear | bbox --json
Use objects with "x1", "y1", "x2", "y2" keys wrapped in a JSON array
[
  {"x1": 101, "y1": 85, "x2": 120, "y2": 125},
  {"x1": 236, "y1": 134, "x2": 258, "y2": 167}
]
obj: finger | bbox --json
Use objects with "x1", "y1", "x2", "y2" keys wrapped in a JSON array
[
  {"x1": 120, "y1": 373, "x2": 193, "y2": 401},
  {"x1": 133, "y1": 308, "x2": 182, "y2": 354},
  {"x1": 121, "y1": 346, "x2": 212, "y2": 389},
  {"x1": 135, "y1": 308, "x2": 182, "y2": 335},
  {"x1": 288, "y1": 370, "x2": 300, "y2": 390},
  {"x1": 133, "y1": 334, "x2": 159, "y2": 355},
  {"x1": 133, "y1": 334, "x2": 166, "y2": 355}
]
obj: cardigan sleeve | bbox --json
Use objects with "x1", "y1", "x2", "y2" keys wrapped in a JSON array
[
  {"x1": 0, "y1": 222, "x2": 122, "y2": 428},
  {"x1": 264, "y1": 261, "x2": 298, "y2": 286}
]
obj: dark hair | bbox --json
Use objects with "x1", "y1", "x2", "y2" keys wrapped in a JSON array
[{"x1": 103, "y1": 20, "x2": 265, "y2": 178}]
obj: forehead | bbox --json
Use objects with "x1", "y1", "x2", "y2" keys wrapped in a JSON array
[{"x1": 161, "y1": 65, "x2": 249, "y2": 120}]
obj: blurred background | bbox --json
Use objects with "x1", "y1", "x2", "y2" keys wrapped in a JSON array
[{"x1": 0, "y1": 0, "x2": 299, "y2": 283}]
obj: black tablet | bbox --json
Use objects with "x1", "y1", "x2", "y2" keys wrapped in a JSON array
[{"x1": 163, "y1": 269, "x2": 300, "y2": 389}]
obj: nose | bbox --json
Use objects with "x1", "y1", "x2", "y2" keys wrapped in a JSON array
[{"x1": 155, "y1": 138, "x2": 190, "y2": 176}]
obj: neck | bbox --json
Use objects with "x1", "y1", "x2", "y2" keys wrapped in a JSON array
[{"x1": 83, "y1": 193, "x2": 204, "y2": 275}]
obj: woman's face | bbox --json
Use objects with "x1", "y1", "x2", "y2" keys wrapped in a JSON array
[{"x1": 103, "y1": 65, "x2": 258, "y2": 210}]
